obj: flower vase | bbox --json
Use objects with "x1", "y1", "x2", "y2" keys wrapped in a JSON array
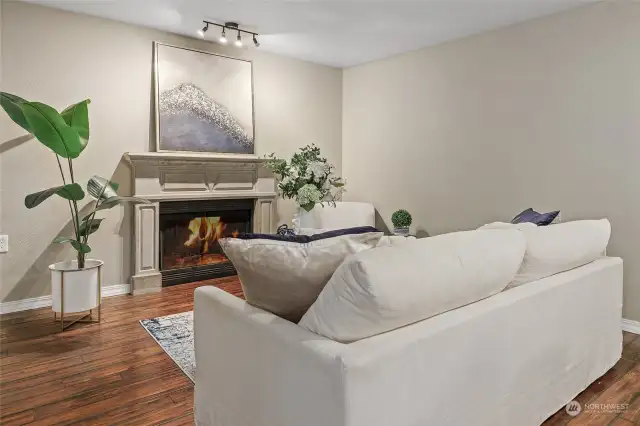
[{"x1": 292, "y1": 210, "x2": 301, "y2": 232}]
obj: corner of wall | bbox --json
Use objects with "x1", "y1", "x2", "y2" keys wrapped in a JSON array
[{"x1": 0, "y1": 0, "x2": 5, "y2": 295}]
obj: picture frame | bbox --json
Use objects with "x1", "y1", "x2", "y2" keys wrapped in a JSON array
[{"x1": 153, "y1": 42, "x2": 256, "y2": 155}]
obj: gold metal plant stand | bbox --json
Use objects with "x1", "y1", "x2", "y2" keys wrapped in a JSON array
[{"x1": 53, "y1": 265, "x2": 102, "y2": 332}]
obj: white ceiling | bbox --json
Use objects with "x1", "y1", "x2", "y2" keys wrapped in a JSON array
[{"x1": 25, "y1": 0, "x2": 596, "y2": 68}]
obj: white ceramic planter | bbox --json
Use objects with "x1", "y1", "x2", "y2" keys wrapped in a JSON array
[{"x1": 50, "y1": 259, "x2": 103, "y2": 314}]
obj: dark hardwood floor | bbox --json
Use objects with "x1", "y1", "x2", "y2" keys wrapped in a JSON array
[
  {"x1": 0, "y1": 276, "x2": 638, "y2": 425},
  {"x1": 0, "y1": 277, "x2": 242, "y2": 425}
]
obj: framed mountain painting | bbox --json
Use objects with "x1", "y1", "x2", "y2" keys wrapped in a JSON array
[{"x1": 154, "y1": 42, "x2": 255, "y2": 154}]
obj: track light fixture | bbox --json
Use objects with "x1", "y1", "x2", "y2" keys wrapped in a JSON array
[
  {"x1": 199, "y1": 21, "x2": 259, "y2": 48},
  {"x1": 197, "y1": 23, "x2": 208, "y2": 38}
]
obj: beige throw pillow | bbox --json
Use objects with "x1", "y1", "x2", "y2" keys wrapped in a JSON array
[
  {"x1": 299, "y1": 229, "x2": 526, "y2": 342},
  {"x1": 219, "y1": 228, "x2": 383, "y2": 322}
]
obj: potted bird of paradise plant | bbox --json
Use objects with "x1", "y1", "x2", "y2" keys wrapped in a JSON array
[{"x1": 0, "y1": 92, "x2": 148, "y2": 327}]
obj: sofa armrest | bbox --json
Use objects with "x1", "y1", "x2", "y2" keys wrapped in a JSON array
[{"x1": 194, "y1": 286, "x2": 347, "y2": 426}]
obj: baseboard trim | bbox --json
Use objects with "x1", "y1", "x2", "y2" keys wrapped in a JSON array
[
  {"x1": 101, "y1": 284, "x2": 131, "y2": 298},
  {"x1": 622, "y1": 318, "x2": 640, "y2": 335},
  {"x1": 0, "y1": 284, "x2": 131, "y2": 315}
]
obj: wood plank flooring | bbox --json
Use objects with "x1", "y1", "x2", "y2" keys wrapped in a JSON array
[
  {"x1": 0, "y1": 276, "x2": 638, "y2": 425},
  {"x1": 0, "y1": 277, "x2": 242, "y2": 425}
]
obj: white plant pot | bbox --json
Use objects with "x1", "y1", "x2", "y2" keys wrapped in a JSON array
[{"x1": 50, "y1": 259, "x2": 103, "y2": 314}]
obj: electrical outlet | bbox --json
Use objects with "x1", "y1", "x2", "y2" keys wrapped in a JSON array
[{"x1": 0, "y1": 235, "x2": 8, "y2": 253}]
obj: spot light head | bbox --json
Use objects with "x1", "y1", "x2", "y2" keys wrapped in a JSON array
[{"x1": 197, "y1": 23, "x2": 208, "y2": 38}]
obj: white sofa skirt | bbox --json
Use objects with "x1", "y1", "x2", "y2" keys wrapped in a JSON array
[{"x1": 194, "y1": 257, "x2": 623, "y2": 426}]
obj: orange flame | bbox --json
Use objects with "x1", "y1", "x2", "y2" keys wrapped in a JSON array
[{"x1": 184, "y1": 217, "x2": 227, "y2": 253}]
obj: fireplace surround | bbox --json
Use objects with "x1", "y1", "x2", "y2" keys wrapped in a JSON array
[{"x1": 125, "y1": 152, "x2": 276, "y2": 295}]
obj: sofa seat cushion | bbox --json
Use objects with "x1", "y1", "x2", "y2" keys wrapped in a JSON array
[
  {"x1": 219, "y1": 227, "x2": 383, "y2": 322},
  {"x1": 299, "y1": 229, "x2": 526, "y2": 342},
  {"x1": 507, "y1": 219, "x2": 611, "y2": 288}
]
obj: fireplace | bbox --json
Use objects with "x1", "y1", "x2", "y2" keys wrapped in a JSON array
[
  {"x1": 159, "y1": 199, "x2": 253, "y2": 286},
  {"x1": 125, "y1": 152, "x2": 276, "y2": 295}
]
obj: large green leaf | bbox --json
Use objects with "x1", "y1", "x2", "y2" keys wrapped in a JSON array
[
  {"x1": 52, "y1": 237, "x2": 91, "y2": 253},
  {"x1": 56, "y1": 184, "x2": 85, "y2": 201},
  {"x1": 53, "y1": 236, "x2": 74, "y2": 244},
  {"x1": 79, "y1": 217, "x2": 103, "y2": 237},
  {"x1": 0, "y1": 92, "x2": 31, "y2": 132},
  {"x1": 18, "y1": 101, "x2": 84, "y2": 158},
  {"x1": 24, "y1": 183, "x2": 85, "y2": 208},
  {"x1": 87, "y1": 175, "x2": 119, "y2": 200},
  {"x1": 72, "y1": 241, "x2": 91, "y2": 253},
  {"x1": 90, "y1": 196, "x2": 149, "y2": 213},
  {"x1": 60, "y1": 99, "x2": 90, "y2": 153}
]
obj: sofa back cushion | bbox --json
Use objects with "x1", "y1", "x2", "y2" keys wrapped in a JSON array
[
  {"x1": 299, "y1": 229, "x2": 526, "y2": 343},
  {"x1": 507, "y1": 219, "x2": 611, "y2": 288},
  {"x1": 219, "y1": 227, "x2": 383, "y2": 322},
  {"x1": 479, "y1": 221, "x2": 538, "y2": 231}
]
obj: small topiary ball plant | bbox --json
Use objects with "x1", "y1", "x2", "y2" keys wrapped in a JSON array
[{"x1": 391, "y1": 209, "x2": 412, "y2": 229}]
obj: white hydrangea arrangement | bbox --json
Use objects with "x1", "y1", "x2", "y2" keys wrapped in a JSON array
[{"x1": 264, "y1": 144, "x2": 345, "y2": 212}]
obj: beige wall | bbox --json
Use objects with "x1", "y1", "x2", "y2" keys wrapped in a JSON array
[
  {"x1": 0, "y1": 0, "x2": 6, "y2": 287},
  {"x1": 0, "y1": 1, "x2": 342, "y2": 302},
  {"x1": 343, "y1": 1, "x2": 640, "y2": 319},
  {"x1": 0, "y1": 0, "x2": 3, "y2": 287}
]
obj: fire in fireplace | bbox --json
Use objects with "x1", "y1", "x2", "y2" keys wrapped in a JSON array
[{"x1": 159, "y1": 199, "x2": 253, "y2": 286}]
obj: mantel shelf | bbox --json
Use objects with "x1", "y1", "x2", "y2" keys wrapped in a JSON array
[{"x1": 124, "y1": 151, "x2": 268, "y2": 164}]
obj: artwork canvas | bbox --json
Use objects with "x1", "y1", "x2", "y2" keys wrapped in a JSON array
[{"x1": 154, "y1": 43, "x2": 254, "y2": 154}]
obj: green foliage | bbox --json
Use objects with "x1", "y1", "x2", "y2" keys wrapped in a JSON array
[
  {"x1": 89, "y1": 196, "x2": 148, "y2": 213},
  {"x1": 79, "y1": 217, "x2": 104, "y2": 238},
  {"x1": 16, "y1": 101, "x2": 86, "y2": 158},
  {"x1": 0, "y1": 93, "x2": 31, "y2": 132},
  {"x1": 392, "y1": 209, "x2": 412, "y2": 228},
  {"x1": 1, "y1": 92, "x2": 149, "y2": 269},
  {"x1": 24, "y1": 184, "x2": 85, "y2": 208},
  {"x1": 60, "y1": 99, "x2": 91, "y2": 151},
  {"x1": 264, "y1": 144, "x2": 345, "y2": 211},
  {"x1": 53, "y1": 237, "x2": 92, "y2": 254},
  {"x1": 87, "y1": 175, "x2": 119, "y2": 200}
]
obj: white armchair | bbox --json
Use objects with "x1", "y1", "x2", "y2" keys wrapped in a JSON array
[{"x1": 297, "y1": 201, "x2": 375, "y2": 230}]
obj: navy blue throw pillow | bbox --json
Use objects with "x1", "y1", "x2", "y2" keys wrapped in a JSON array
[
  {"x1": 511, "y1": 208, "x2": 560, "y2": 226},
  {"x1": 232, "y1": 226, "x2": 380, "y2": 243},
  {"x1": 511, "y1": 208, "x2": 538, "y2": 224},
  {"x1": 534, "y1": 210, "x2": 560, "y2": 226}
]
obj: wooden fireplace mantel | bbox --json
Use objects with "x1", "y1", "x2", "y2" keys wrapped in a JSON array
[{"x1": 125, "y1": 152, "x2": 277, "y2": 295}]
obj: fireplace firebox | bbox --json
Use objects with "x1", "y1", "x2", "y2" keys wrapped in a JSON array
[{"x1": 159, "y1": 199, "x2": 253, "y2": 286}]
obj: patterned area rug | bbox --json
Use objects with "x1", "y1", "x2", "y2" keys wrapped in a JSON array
[{"x1": 140, "y1": 311, "x2": 195, "y2": 383}]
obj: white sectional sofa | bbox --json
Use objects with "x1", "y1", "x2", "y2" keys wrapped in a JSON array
[{"x1": 194, "y1": 255, "x2": 623, "y2": 426}]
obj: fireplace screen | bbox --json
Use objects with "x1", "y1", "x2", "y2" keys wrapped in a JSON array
[{"x1": 159, "y1": 199, "x2": 253, "y2": 286}]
